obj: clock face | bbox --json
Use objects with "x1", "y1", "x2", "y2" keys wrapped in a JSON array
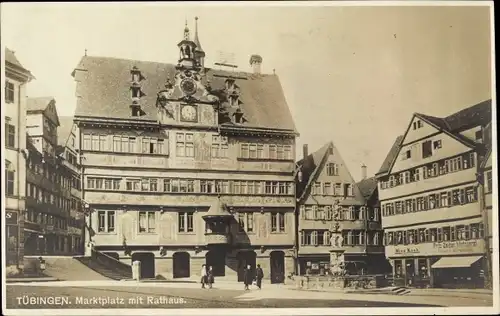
[
  {"x1": 181, "y1": 105, "x2": 198, "y2": 122},
  {"x1": 181, "y1": 78, "x2": 197, "y2": 95}
]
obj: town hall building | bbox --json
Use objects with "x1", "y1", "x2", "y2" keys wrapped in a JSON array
[{"x1": 73, "y1": 18, "x2": 298, "y2": 283}]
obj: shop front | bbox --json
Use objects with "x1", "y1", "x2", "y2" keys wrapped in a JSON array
[
  {"x1": 387, "y1": 239, "x2": 486, "y2": 288},
  {"x1": 298, "y1": 255, "x2": 331, "y2": 276}
]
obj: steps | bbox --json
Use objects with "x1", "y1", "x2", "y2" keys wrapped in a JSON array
[
  {"x1": 391, "y1": 286, "x2": 411, "y2": 295},
  {"x1": 74, "y1": 256, "x2": 132, "y2": 280}
]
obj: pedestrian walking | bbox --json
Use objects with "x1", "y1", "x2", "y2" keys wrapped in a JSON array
[
  {"x1": 243, "y1": 264, "x2": 253, "y2": 290},
  {"x1": 255, "y1": 264, "x2": 264, "y2": 290},
  {"x1": 207, "y1": 266, "x2": 214, "y2": 289},
  {"x1": 200, "y1": 264, "x2": 207, "y2": 289}
]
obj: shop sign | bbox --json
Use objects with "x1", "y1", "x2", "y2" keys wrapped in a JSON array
[
  {"x1": 6, "y1": 211, "x2": 18, "y2": 225},
  {"x1": 387, "y1": 239, "x2": 484, "y2": 257}
]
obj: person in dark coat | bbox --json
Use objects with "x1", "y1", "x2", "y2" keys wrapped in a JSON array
[
  {"x1": 255, "y1": 264, "x2": 264, "y2": 289},
  {"x1": 207, "y1": 266, "x2": 214, "y2": 289},
  {"x1": 243, "y1": 264, "x2": 253, "y2": 290}
]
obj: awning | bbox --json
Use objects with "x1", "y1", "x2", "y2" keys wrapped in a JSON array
[
  {"x1": 431, "y1": 256, "x2": 483, "y2": 269},
  {"x1": 24, "y1": 228, "x2": 43, "y2": 234}
]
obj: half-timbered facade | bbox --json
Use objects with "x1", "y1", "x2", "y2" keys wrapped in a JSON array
[
  {"x1": 73, "y1": 19, "x2": 298, "y2": 282},
  {"x1": 295, "y1": 142, "x2": 385, "y2": 276}
]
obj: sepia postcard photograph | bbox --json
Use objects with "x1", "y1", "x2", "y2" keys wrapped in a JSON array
[{"x1": 1, "y1": 1, "x2": 498, "y2": 315}]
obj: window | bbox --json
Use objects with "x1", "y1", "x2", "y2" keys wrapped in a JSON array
[
  {"x1": 335, "y1": 183, "x2": 342, "y2": 196},
  {"x1": 126, "y1": 179, "x2": 141, "y2": 191},
  {"x1": 139, "y1": 211, "x2": 156, "y2": 233},
  {"x1": 178, "y1": 212, "x2": 194, "y2": 232},
  {"x1": 284, "y1": 145, "x2": 292, "y2": 160},
  {"x1": 5, "y1": 162, "x2": 15, "y2": 196},
  {"x1": 475, "y1": 130, "x2": 483, "y2": 142},
  {"x1": 97, "y1": 211, "x2": 115, "y2": 233},
  {"x1": 240, "y1": 144, "x2": 249, "y2": 158},
  {"x1": 5, "y1": 124, "x2": 15, "y2": 148},
  {"x1": 413, "y1": 168, "x2": 420, "y2": 181},
  {"x1": 313, "y1": 182, "x2": 321, "y2": 195},
  {"x1": 257, "y1": 144, "x2": 264, "y2": 158},
  {"x1": 422, "y1": 140, "x2": 432, "y2": 158},
  {"x1": 433, "y1": 140, "x2": 442, "y2": 149},
  {"x1": 200, "y1": 180, "x2": 214, "y2": 193},
  {"x1": 176, "y1": 133, "x2": 194, "y2": 157},
  {"x1": 485, "y1": 171, "x2": 493, "y2": 193},
  {"x1": 323, "y1": 183, "x2": 332, "y2": 195},
  {"x1": 238, "y1": 212, "x2": 254, "y2": 233},
  {"x1": 268, "y1": 145, "x2": 277, "y2": 159},
  {"x1": 5, "y1": 81, "x2": 15, "y2": 103},
  {"x1": 402, "y1": 150, "x2": 411, "y2": 160},
  {"x1": 271, "y1": 212, "x2": 286, "y2": 233},
  {"x1": 211, "y1": 135, "x2": 228, "y2": 159},
  {"x1": 327, "y1": 163, "x2": 338, "y2": 176},
  {"x1": 301, "y1": 230, "x2": 314, "y2": 246}
]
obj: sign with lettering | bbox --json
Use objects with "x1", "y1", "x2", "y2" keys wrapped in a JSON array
[
  {"x1": 386, "y1": 239, "x2": 485, "y2": 257},
  {"x1": 6, "y1": 211, "x2": 18, "y2": 225}
]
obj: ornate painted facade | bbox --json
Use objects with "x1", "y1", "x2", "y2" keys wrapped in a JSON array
[{"x1": 73, "y1": 19, "x2": 298, "y2": 282}]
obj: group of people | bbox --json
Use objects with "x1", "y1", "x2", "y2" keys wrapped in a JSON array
[{"x1": 200, "y1": 264, "x2": 265, "y2": 290}]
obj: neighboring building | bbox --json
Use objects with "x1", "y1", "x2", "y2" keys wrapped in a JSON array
[
  {"x1": 73, "y1": 19, "x2": 298, "y2": 282},
  {"x1": 4, "y1": 48, "x2": 34, "y2": 268},
  {"x1": 295, "y1": 142, "x2": 385, "y2": 276},
  {"x1": 376, "y1": 100, "x2": 492, "y2": 288},
  {"x1": 24, "y1": 98, "x2": 83, "y2": 255},
  {"x1": 57, "y1": 116, "x2": 85, "y2": 254},
  {"x1": 479, "y1": 122, "x2": 493, "y2": 287}
]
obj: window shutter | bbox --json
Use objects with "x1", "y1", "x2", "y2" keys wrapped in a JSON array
[
  {"x1": 300, "y1": 205, "x2": 306, "y2": 219},
  {"x1": 300, "y1": 231, "x2": 304, "y2": 246},
  {"x1": 324, "y1": 231, "x2": 330, "y2": 245}
]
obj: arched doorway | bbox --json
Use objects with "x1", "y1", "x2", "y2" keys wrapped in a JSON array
[
  {"x1": 206, "y1": 248, "x2": 226, "y2": 277},
  {"x1": 237, "y1": 251, "x2": 257, "y2": 282},
  {"x1": 131, "y1": 252, "x2": 155, "y2": 279},
  {"x1": 104, "y1": 252, "x2": 120, "y2": 261},
  {"x1": 270, "y1": 251, "x2": 285, "y2": 284},
  {"x1": 173, "y1": 252, "x2": 190, "y2": 278}
]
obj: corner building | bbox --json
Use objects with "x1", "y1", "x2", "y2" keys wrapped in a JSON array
[
  {"x1": 74, "y1": 20, "x2": 298, "y2": 283},
  {"x1": 376, "y1": 100, "x2": 492, "y2": 288}
]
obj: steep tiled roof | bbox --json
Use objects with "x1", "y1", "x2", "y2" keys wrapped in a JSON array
[
  {"x1": 444, "y1": 99, "x2": 492, "y2": 132},
  {"x1": 72, "y1": 56, "x2": 296, "y2": 132},
  {"x1": 27, "y1": 97, "x2": 54, "y2": 112},
  {"x1": 296, "y1": 142, "x2": 332, "y2": 199},
  {"x1": 57, "y1": 116, "x2": 75, "y2": 147},
  {"x1": 356, "y1": 177, "x2": 378, "y2": 199},
  {"x1": 5, "y1": 48, "x2": 34, "y2": 78},
  {"x1": 378, "y1": 99, "x2": 492, "y2": 177},
  {"x1": 376, "y1": 135, "x2": 404, "y2": 176}
]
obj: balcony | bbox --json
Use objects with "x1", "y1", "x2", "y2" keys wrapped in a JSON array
[{"x1": 205, "y1": 233, "x2": 230, "y2": 245}]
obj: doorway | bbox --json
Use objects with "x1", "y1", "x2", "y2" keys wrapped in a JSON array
[
  {"x1": 237, "y1": 251, "x2": 257, "y2": 282},
  {"x1": 173, "y1": 252, "x2": 191, "y2": 278},
  {"x1": 270, "y1": 251, "x2": 285, "y2": 284},
  {"x1": 131, "y1": 252, "x2": 155, "y2": 279},
  {"x1": 206, "y1": 248, "x2": 226, "y2": 276}
]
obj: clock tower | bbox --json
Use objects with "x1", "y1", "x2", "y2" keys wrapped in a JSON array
[{"x1": 156, "y1": 18, "x2": 219, "y2": 125}]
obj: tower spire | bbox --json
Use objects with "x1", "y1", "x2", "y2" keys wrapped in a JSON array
[{"x1": 193, "y1": 16, "x2": 204, "y2": 54}]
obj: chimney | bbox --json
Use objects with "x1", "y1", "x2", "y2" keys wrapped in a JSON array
[
  {"x1": 361, "y1": 164, "x2": 367, "y2": 180},
  {"x1": 303, "y1": 144, "x2": 308, "y2": 160},
  {"x1": 249, "y1": 54, "x2": 263, "y2": 74}
]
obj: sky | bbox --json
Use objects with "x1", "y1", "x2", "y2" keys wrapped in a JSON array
[{"x1": 1, "y1": 2, "x2": 493, "y2": 181}]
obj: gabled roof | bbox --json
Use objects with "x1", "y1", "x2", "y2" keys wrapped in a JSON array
[
  {"x1": 376, "y1": 135, "x2": 404, "y2": 176},
  {"x1": 57, "y1": 116, "x2": 76, "y2": 147},
  {"x1": 377, "y1": 99, "x2": 493, "y2": 177},
  {"x1": 27, "y1": 97, "x2": 55, "y2": 112},
  {"x1": 72, "y1": 55, "x2": 297, "y2": 132},
  {"x1": 5, "y1": 48, "x2": 34, "y2": 79},
  {"x1": 27, "y1": 97, "x2": 60, "y2": 126},
  {"x1": 296, "y1": 142, "x2": 333, "y2": 200},
  {"x1": 356, "y1": 177, "x2": 378, "y2": 200}
]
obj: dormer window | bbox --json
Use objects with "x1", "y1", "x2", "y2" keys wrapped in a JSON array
[
  {"x1": 225, "y1": 79, "x2": 235, "y2": 90},
  {"x1": 234, "y1": 110, "x2": 244, "y2": 124}
]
